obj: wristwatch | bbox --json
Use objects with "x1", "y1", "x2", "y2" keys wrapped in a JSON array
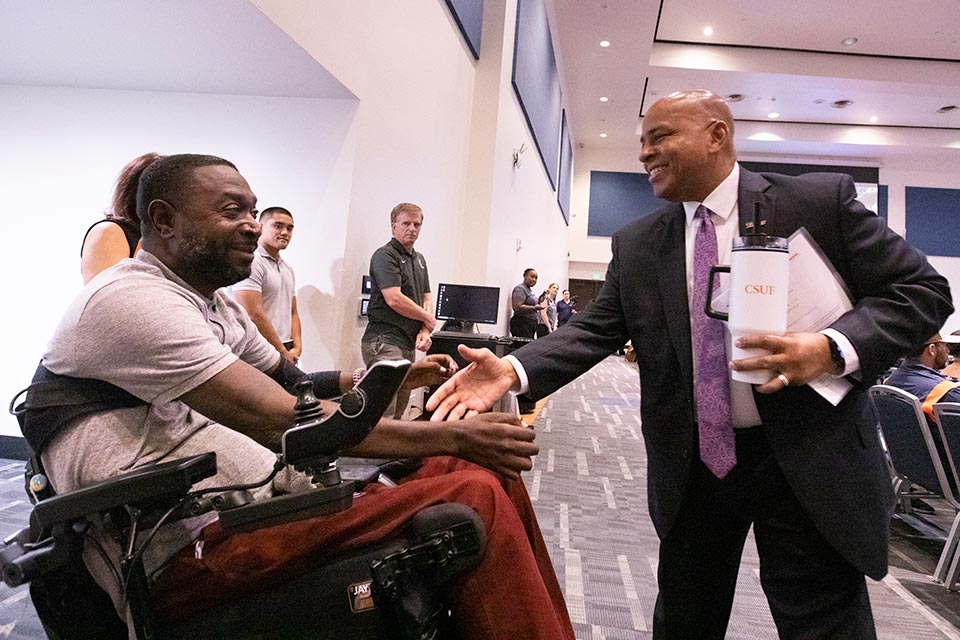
[{"x1": 825, "y1": 336, "x2": 845, "y2": 376}]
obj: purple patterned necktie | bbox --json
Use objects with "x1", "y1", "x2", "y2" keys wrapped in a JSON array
[{"x1": 692, "y1": 205, "x2": 736, "y2": 478}]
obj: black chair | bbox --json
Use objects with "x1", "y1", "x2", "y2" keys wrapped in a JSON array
[
  {"x1": 3, "y1": 361, "x2": 487, "y2": 639},
  {"x1": 870, "y1": 385, "x2": 960, "y2": 587},
  {"x1": 930, "y1": 402, "x2": 960, "y2": 589}
]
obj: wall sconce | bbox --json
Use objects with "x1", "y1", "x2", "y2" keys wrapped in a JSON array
[{"x1": 512, "y1": 144, "x2": 527, "y2": 168}]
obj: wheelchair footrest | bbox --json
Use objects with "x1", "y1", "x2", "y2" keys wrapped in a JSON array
[{"x1": 218, "y1": 481, "x2": 355, "y2": 534}]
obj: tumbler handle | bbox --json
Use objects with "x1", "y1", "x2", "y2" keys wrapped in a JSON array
[{"x1": 705, "y1": 265, "x2": 729, "y2": 321}]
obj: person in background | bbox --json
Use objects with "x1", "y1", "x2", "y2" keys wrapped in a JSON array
[
  {"x1": 886, "y1": 333, "x2": 960, "y2": 415},
  {"x1": 537, "y1": 283, "x2": 559, "y2": 337},
  {"x1": 941, "y1": 329, "x2": 960, "y2": 379},
  {"x1": 362, "y1": 202, "x2": 433, "y2": 419},
  {"x1": 80, "y1": 152, "x2": 163, "y2": 283},
  {"x1": 232, "y1": 207, "x2": 302, "y2": 365},
  {"x1": 556, "y1": 289, "x2": 577, "y2": 327},
  {"x1": 885, "y1": 332, "x2": 960, "y2": 515},
  {"x1": 510, "y1": 268, "x2": 543, "y2": 338}
]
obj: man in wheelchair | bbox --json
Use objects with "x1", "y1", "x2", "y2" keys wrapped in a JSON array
[{"x1": 11, "y1": 154, "x2": 574, "y2": 639}]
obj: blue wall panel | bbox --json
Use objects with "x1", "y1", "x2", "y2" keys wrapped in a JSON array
[
  {"x1": 906, "y1": 186, "x2": 960, "y2": 257},
  {"x1": 557, "y1": 110, "x2": 572, "y2": 225},
  {"x1": 512, "y1": 0, "x2": 561, "y2": 190},
  {"x1": 588, "y1": 171, "x2": 667, "y2": 237},
  {"x1": 444, "y1": 0, "x2": 483, "y2": 59}
]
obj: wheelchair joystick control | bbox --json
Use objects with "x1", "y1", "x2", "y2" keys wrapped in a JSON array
[
  {"x1": 292, "y1": 381, "x2": 340, "y2": 487},
  {"x1": 217, "y1": 361, "x2": 412, "y2": 533},
  {"x1": 293, "y1": 381, "x2": 323, "y2": 425}
]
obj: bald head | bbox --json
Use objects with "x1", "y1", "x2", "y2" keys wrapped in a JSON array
[
  {"x1": 639, "y1": 89, "x2": 738, "y2": 202},
  {"x1": 660, "y1": 90, "x2": 735, "y2": 133}
]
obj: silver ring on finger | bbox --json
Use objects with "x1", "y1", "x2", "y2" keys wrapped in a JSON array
[{"x1": 776, "y1": 373, "x2": 790, "y2": 388}]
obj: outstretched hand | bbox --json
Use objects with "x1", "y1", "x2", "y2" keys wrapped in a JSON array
[
  {"x1": 449, "y1": 412, "x2": 538, "y2": 479},
  {"x1": 426, "y1": 345, "x2": 520, "y2": 421},
  {"x1": 730, "y1": 332, "x2": 835, "y2": 394},
  {"x1": 401, "y1": 354, "x2": 458, "y2": 391}
]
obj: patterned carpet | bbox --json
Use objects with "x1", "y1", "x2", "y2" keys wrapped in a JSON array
[
  {"x1": 522, "y1": 355, "x2": 960, "y2": 640},
  {"x1": 2, "y1": 355, "x2": 960, "y2": 638}
]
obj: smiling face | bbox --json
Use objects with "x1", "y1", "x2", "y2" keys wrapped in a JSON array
[
  {"x1": 639, "y1": 91, "x2": 736, "y2": 203},
  {"x1": 171, "y1": 165, "x2": 260, "y2": 295}
]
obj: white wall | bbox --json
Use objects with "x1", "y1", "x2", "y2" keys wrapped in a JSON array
[
  {"x1": 2, "y1": 0, "x2": 577, "y2": 439},
  {"x1": 469, "y1": 0, "x2": 570, "y2": 326},
  {"x1": 254, "y1": 0, "x2": 571, "y2": 344},
  {"x1": 0, "y1": 85, "x2": 358, "y2": 437}
]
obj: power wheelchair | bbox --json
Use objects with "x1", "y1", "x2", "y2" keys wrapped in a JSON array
[{"x1": 2, "y1": 361, "x2": 487, "y2": 640}]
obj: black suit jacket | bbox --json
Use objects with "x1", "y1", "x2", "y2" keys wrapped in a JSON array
[{"x1": 515, "y1": 168, "x2": 952, "y2": 579}]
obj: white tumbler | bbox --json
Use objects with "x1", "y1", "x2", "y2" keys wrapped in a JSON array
[{"x1": 705, "y1": 234, "x2": 789, "y2": 384}]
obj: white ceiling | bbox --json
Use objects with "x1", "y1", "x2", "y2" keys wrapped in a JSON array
[
  {"x1": 4, "y1": 0, "x2": 959, "y2": 166},
  {"x1": 0, "y1": 0, "x2": 353, "y2": 99},
  {"x1": 551, "y1": 0, "x2": 960, "y2": 164}
]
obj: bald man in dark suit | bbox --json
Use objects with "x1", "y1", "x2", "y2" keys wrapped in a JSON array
[{"x1": 427, "y1": 90, "x2": 952, "y2": 639}]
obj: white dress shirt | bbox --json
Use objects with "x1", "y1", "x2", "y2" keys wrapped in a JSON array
[{"x1": 508, "y1": 163, "x2": 860, "y2": 422}]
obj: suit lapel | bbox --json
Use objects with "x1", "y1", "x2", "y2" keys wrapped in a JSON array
[
  {"x1": 738, "y1": 169, "x2": 776, "y2": 236},
  {"x1": 654, "y1": 206, "x2": 694, "y2": 390}
]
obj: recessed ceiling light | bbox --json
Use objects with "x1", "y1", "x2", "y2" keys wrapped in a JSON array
[
  {"x1": 600, "y1": 40, "x2": 611, "y2": 48},
  {"x1": 725, "y1": 93, "x2": 744, "y2": 102},
  {"x1": 813, "y1": 99, "x2": 826, "y2": 105},
  {"x1": 938, "y1": 105, "x2": 958, "y2": 114},
  {"x1": 831, "y1": 99, "x2": 854, "y2": 109},
  {"x1": 767, "y1": 112, "x2": 780, "y2": 119},
  {"x1": 869, "y1": 115, "x2": 878, "y2": 123},
  {"x1": 600, "y1": 96, "x2": 609, "y2": 102},
  {"x1": 747, "y1": 132, "x2": 785, "y2": 142},
  {"x1": 841, "y1": 37, "x2": 858, "y2": 46},
  {"x1": 703, "y1": 26, "x2": 713, "y2": 36},
  {"x1": 600, "y1": 133, "x2": 608, "y2": 138}
]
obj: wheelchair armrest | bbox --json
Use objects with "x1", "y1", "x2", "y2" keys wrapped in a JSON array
[
  {"x1": 282, "y1": 360, "x2": 410, "y2": 469},
  {"x1": 32, "y1": 453, "x2": 217, "y2": 529}
]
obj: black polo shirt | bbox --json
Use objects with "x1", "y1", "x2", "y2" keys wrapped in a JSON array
[{"x1": 362, "y1": 238, "x2": 431, "y2": 349}]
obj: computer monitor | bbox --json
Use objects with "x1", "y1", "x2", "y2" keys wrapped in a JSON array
[{"x1": 435, "y1": 283, "x2": 500, "y2": 333}]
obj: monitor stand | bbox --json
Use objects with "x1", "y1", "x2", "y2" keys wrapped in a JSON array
[{"x1": 440, "y1": 320, "x2": 476, "y2": 334}]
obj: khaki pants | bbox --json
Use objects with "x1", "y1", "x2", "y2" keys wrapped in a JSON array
[{"x1": 361, "y1": 337, "x2": 415, "y2": 419}]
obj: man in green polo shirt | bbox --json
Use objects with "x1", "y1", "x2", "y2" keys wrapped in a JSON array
[{"x1": 362, "y1": 202, "x2": 434, "y2": 418}]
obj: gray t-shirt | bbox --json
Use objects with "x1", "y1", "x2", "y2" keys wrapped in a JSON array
[
  {"x1": 230, "y1": 246, "x2": 296, "y2": 342},
  {"x1": 41, "y1": 250, "x2": 312, "y2": 615},
  {"x1": 511, "y1": 283, "x2": 538, "y2": 319}
]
